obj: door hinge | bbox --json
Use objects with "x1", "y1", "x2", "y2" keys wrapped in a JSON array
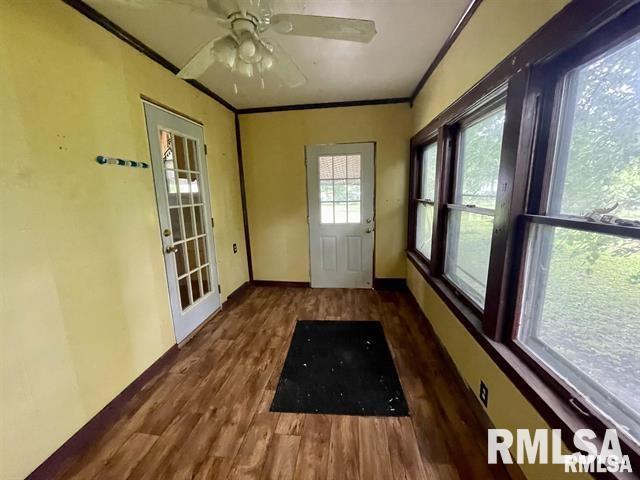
[
  {"x1": 307, "y1": 216, "x2": 310, "y2": 224},
  {"x1": 211, "y1": 217, "x2": 214, "y2": 228},
  {"x1": 218, "y1": 284, "x2": 221, "y2": 293},
  {"x1": 204, "y1": 144, "x2": 208, "y2": 155}
]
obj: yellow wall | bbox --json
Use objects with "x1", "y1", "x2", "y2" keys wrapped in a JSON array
[
  {"x1": 239, "y1": 104, "x2": 412, "y2": 282},
  {"x1": 0, "y1": 2, "x2": 248, "y2": 478},
  {"x1": 408, "y1": 0, "x2": 588, "y2": 479},
  {"x1": 413, "y1": 0, "x2": 570, "y2": 133}
]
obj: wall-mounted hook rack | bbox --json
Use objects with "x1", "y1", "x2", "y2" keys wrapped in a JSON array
[{"x1": 96, "y1": 155, "x2": 149, "y2": 169}]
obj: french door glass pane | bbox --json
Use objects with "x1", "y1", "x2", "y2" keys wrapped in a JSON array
[
  {"x1": 183, "y1": 207, "x2": 195, "y2": 238},
  {"x1": 456, "y1": 107, "x2": 506, "y2": 209},
  {"x1": 186, "y1": 240, "x2": 198, "y2": 272},
  {"x1": 347, "y1": 202, "x2": 360, "y2": 224},
  {"x1": 444, "y1": 210, "x2": 494, "y2": 306},
  {"x1": 201, "y1": 266, "x2": 211, "y2": 294},
  {"x1": 175, "y1": 243, "x2": 187, "y2": 277},
  {"x1": 321, "y1": 202, "x2": 334, "y2": 223},
  {"x1": 198, "y1": 237, "x2": 208, "y2": 265},
  {"x1": 174, "y1": 135, "x2": 188, "y2": 170},
  {"x1": 421, "y1": 143, "x2": 438, "y2": 200},
  {"x1": 191, "y1": 272, "x2": 202, "y2": 302},
  {"x1": 187, "y1": 138, "x2": 199, "y2": 172},
  {"x1": 549, "y1": 34, "x2": 640, "y2": 221},
  {"x1": 170, "y1": 209, "x2": 183, "y2": 241},
  {"x1": 518, "y1": 225, "x2": 640, "y2": 440},
  {"x1": 178, "y1": 276, "x2": 190, "y2": 309},
  {"x1": 415, "y1": 203, "x2": 433, "y2": 259},
  {"x1": 334, "y1": 202, "x2": 347, "y2": 223}
]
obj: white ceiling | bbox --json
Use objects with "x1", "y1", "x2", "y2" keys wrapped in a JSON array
[{"x1": 85, "y1": 0, "x2": 469, "y2": 109}]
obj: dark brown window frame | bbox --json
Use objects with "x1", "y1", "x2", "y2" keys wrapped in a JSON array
[{"x1": 407, "y1": 0, "x2": 640, "y2": 475}]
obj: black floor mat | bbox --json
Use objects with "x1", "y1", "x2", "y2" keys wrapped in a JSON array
[{"x1": 270, "y1": 320, "x2": 409, "y2": 416}]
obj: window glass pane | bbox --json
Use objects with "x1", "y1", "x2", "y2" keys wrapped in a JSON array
[
  {"x1": 190, "y1": 175, "x2": 201, "y2": 204},
  {"x1": 175, "y1": 242, "x2": 187, "y2": 277},
  {"x1": 347, "y1": 155, "x2": 361, "y2": 179},
  {"x1": 347, "y1": 202, "x2": 360, "y2": 224},
  {"x1": 201, "y1": 266, "x2": 211, "y2": 294},
  {"x1": 187, "y1": 139, "x2": 199, "y2": 172},
  {"x1": 319, "y1": 156, "x2": 333, "y2": 179},
  {"x1": 177, "y1": 171, "x2": 191, "y2": 205},
  {"x1": 194, "y1": 206, "x2": 205, "y2": 236},
  {"x1": 420, "y1": 143, "x2": 438, "y2": 200},
  {"x1": 320, "y1": 180, "x2": 334, "y2": 201},
  {"x1": 415, "y1": 203, "x2": 433, "y2": 259},
  {"x1": 518, "y1": 225, "x2": 640, "y2": 440},
  {"x1": 456, "y1": 107, "x2": 506, "y2": 209},
  {"x1": 165, "y1": 169, "x2": 178, "y2": 206},
  {"x1": 186, "y1": 239, "x2": 198, "y2": 271},
  {"x1": 334, "y1": 202, "x2": 347, "y2": 223},
  {"x1": 347, "y1": 179, "x2": 360, "y2": 201},
  {"x1": 191, "y1": 272, "x2": 202, "y2": 302},
  {"x1": 183, "y1": 207, "x2": 195, "y2": 238},
  {"x1": 334, "y1": 179, "x2": 347, "y2": 201},
  {"x1": 549, "y1": 34, "x2": 640, "y2": 221},
  {"x1": 179, "y1": 276, "x2": 190, "y2": 310},
  {"x1": 321, "y1": 202, "x2": 334, "y2": 224},
  {"x1": 160, "y1": 130, "x2": 174, "y2": 168},
  {"x1": 198, "y1": 237, "x2": 208, "y2": 265},
  {"x1": 444, "y1": 210, "x2": 493, "y2": 306},
  {"x1": 333, "y1": 156, "x2": 347, "y2": 178},
  {"x1": 174, "y1": 135, "x2": 188, "y2": 170},
  {"x1": 170, "y1": 208, "x2": 183, "y2": 241}
]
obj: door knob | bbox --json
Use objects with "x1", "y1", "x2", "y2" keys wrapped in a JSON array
[
  {"x1": 366, "y1": 227, "x2": 374, "y2": 233},
  {"x1": 366, "y1": 218, "x2": 373, "y2": 223},
  {"x1": 165, "y1": 245, "x2": 179, "y2": 254}
]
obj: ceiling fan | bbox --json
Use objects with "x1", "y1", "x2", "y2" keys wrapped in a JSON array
[{"x1": 111, "y1": 0, "x2": 376, "y2": 88}]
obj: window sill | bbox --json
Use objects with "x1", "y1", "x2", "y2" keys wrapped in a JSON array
[{"x1": 406, "y1": 251, "x2": 639, "y2": 479}]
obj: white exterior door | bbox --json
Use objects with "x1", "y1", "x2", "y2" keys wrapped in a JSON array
[
  {"x1": 144, "y1": 103, "x2": 221, "y2": 343},
  {"x1": 306, "y1": 143, "x2": 375, "y2": 288}
]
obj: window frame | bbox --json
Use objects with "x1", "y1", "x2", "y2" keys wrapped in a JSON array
[{"x1": 407, "y1": 1, "x2": 640, "y2": 470}]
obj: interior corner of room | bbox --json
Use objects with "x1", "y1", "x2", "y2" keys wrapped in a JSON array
[{"x1": 2, "y1": 0, "x2": 638, "y2": 479}]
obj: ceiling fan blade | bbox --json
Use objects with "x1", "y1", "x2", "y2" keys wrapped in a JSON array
[
  {"x1": 269, "y1": 41, "x2": 307, "y2": 88},
  {"x1": 178, "y1": 36, "x2": 226, "y2": 79},
  {"x1": 270, "y1": 14, "x2": 376, "y2": 43}
]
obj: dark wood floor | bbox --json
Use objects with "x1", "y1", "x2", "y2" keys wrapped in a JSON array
[{"x1": 53, "y1": 286, "x2": 511, "y2": 479}]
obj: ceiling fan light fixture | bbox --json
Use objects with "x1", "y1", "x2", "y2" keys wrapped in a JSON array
[
  {"x1": 236, "y1": 60, "x2": 254, "y2": 78},
  {"x1": 214, "y1": 36, "x2": 238, "y2": 69},
  {"x1": 260, "y1": 54, "x2": 274, "y2": 71},
  {"x1": 238, "y1": 37, "x2": 257, "y2": 62}
]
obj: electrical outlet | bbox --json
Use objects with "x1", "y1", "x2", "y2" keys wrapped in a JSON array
[
  {"x1": 233, "y1": 243, "x2": 237, "y2": 254},
  {"x1": 479, "y1": 381, "x2": 489, "y2": 407}
]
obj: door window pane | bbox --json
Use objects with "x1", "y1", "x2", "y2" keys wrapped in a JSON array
[
  {"x1": 175, "y1": 242, "x2": 188, "y2": 277},
  {"x1": 333, "y1": 156, "x2": 347, "y2": 178},
  {"x1": 518, "y1": 225, "x2": 640, "y2": 439},
  {"x1": 190, "y1": 175, "x2": 201, "y2": 204},
  {"x1": 347, "y1": 179, "x2": 360, "y2": 201},
  {"x1": 179, "y1": 276, "x2": 190, "y2": 310},
  {"x1": 194, "y1": 206, "x2": 204, "y2": 235},
  {"x1": 415, "y1": 203, "x2": 434, "y2": 259},
  {"x1": 187, "y1": 139, "x2": 199, "y2": 172},
  {"x1": 347, "y1": 202, "x2": 360, "y2": 224},
  {"x1": 170, "y1": 208, "x2": 183, "y2": 241},
  {"x1": 444, "y1": 210, "x2": 493, "y2": 306},
  {"x1": 198, "y1": 237, "x2": 208, "y2": 265},
  {"x1": 160, "y1": 130, "x2": 174, "y2": 168},
  {"x1": 186, "y1": 239, "x2": 198, "y2": 271},
  {"x1": 319, "y1": 156, "x2": 333, "y2": 179},
  {"x1": 174, "y1": 135, "x2": 188, "y2": 170},
  {"x1": 165, "y1": 169, "x2": 178, "y2": 206},
  {"x1": 334, "y1": 202, "x2": 347, "y2": 223},
  {"x1": 420, "y1": 143, "x2": 438, "y2": 200},
  {"x1": 183, "y1": 207, "x2": 195, "y2": 238},
  {"x1": 321, "y1": 203, "x2": 334, "y2": 223},
  {"x1": 201, "y1": 266, "x2": 211, "y2": 294},
  {"x1": 549, "y1": 34, "x2": 640, "y2": 221},
  {"x1": 320, "y1": 180, "x2": 333, "y2": 201},
  {"x1": 347, "y1": 155, "x2": 361, "y2": 178},
  {"x1": 191, "y1": 272, "x2": 202, "y2": 302},
  {"x1": 334, "y1": 180, "x2": 347, "y2": 201},
  {"x1": 456, "y1": 107, "x2": 505, "y2": 209}
]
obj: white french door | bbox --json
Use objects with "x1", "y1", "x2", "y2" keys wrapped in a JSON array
[
  {"x1": 144, "y1": 102, "x2": 221, "y2": 343},
  {"x1": 306, "y1": 143, "x2": 375, "y2": 288}
]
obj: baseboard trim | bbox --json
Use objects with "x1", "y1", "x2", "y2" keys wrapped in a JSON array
[
  {"x1": 224, "y1": 281, "x2": 252, "y2": 305},
  {"x1": 404, "y1": 290, "x2": 527, "y2": 480},
  {"x1": 251, "y1": 280, "x2": 310, "y2": 288},
  {"x1": 26, "y1": 345, "x2": 179, "y2": 480},
  {"x1": 373, "y1": 278, "x2": 407, "y2": 291}
]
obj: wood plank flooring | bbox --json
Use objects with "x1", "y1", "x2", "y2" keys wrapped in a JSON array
[{"x1": 53, "y1": 286, "x2": 512, "y2": 480}]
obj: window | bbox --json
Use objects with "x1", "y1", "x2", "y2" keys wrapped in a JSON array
[
  {"x1": 414, "y1": 143, "x2": 438, "y2": 259},
  {"x1": 319, "y1": 155, "x2": 361, "y2": 224},
  {"x1": 445, "y1": 105, "x2": 505, "y2": 307},
  {"x1": 406, "y1": 1, "x2": 640, "y2": 460},
  {"x1": 517, "y1": 33, "x2": 640, "y2": 443}
]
